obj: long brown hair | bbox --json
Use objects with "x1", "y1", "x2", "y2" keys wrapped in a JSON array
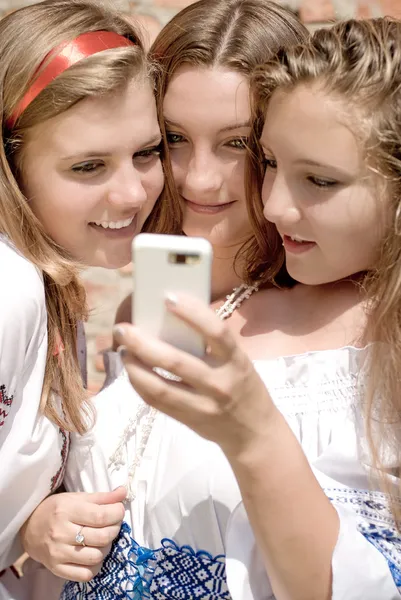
[
  {"x1": 249, "y1": 18, "x2": 401, "y2": 520},
  {"x1": 149, "y1": 0, "x2": 308, "y2": 285},
  {"x1": 0, "y1": 0, "x2": 169, "y2": 433}
]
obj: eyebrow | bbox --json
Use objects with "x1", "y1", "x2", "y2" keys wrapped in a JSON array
[
  {"x1": 293, "y1": 158, "x2": 353, "y2": 178},
  {"x1": 164, "y1": 118, "x2": 251, "y2": 133},
  {"x1": 60, "y1": 134, "x2": 162, "y2": 161},
  {"x1": 260, "y1": 144, "x2": 353, "y2": 178}
]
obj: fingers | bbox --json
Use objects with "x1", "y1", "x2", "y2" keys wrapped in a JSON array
[
  {"x1": 69, "y1": 542, "x2": 111, "y2": 566},
  {"x1": 115, "y1": 323, "x2": 212, "y2": 390},
  {"x1": 21, "y1": 491, "x2": 125, "y2": 583},
  {"x1": 70, "y1": 500, "x2": 125, "y2": 529},
  {"x1": 51, "y1": 544, "x2": 109, "y2": 571},
  {"x1": 56, "y1": 561, "x2": 102, "y2": 583},
  {"x1": 79, "y1": 486, "x2": 127, "y2": 505},
  {"x1": 121, "y1": 354, "x2": 195, "y2": 417},
  {"x1": 48, "y1": 519, "x2": 121, "y2": 581},
  {"x1": 70, "y1": 523, "x2": 121, "y2": 549},
  {"x1": 164, "y1": 293, "x2": 237, "y2": 358},
  {"x1": 114, "y1": 293, "x2": 237, "y2": 360}
]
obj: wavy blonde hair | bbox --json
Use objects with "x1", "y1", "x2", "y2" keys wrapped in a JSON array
[
  {"x1": 249, "y1": 18, "x2": 401, "y2": 519},
  {"x1": 149, "y1": 0, "x2": 308, "y2": 286},
  {"x1": 0, "y1": 0, "x2": 175, "y2": 434}
]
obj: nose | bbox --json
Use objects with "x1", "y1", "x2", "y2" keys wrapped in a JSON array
[
  {"x1": 262, "y1": 170, "x2": 301, "y2": 227},
  {"x1": 107, "y1": 164, "x2": 148, "y2": 210},
  {"x1": 184, "y1": 147, "x2": 223, "y2": 197}
]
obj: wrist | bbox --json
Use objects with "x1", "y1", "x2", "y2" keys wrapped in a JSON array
[{"x1": 222, "y1": 406, "x2": 283, "y2": 471}]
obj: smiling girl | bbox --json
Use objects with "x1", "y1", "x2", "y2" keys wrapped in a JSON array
[
  {"x1": 97, "y1": 16, "x2": 401, "y2": 600},
  {"x1": 0, "y1": 1, "x2": 176, "y2": 598},
  {"x1": 114, "y1": 0, "x2": 305, "y2": 328}
]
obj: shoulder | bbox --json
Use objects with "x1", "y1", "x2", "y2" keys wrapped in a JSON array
[{"x1": 0, "y1": 236, "x2": 46, "y2": 329}]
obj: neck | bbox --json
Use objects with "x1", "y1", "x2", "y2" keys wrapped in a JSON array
[{"x1": 211, "y1": 244, "x2": 244, "y2": 302}]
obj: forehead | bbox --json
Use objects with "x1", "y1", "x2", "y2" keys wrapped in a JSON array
[
  {"x1": 25, "y1": 77, "x2": 159, "y2": 156},
  {"x1": 163, "y1": 66, "x2": 250, "y2": 129},
  {"x1": 262, "y1": 85, "x2": 362, "y2": 168}
]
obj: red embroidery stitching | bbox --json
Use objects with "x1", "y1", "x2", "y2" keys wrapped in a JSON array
[
  {"x1": 0, "y1": 384, "x2": 14, "y2": 428},
  {"x1": 50, "y1": 427, "x2": 70, "y2": 492}
]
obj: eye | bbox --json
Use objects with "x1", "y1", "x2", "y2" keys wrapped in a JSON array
[
  {"x1": 307, "y1": 175, "x2": 338, "y2": 189},
  {"x1": 166, "y1": 132, "x2": 185, "y2": 145},
  {"x1": 134, "y1": 143, "x2": 162, "y2": 164},
  {"x1": 71, "y1": 161, "x2": 104, "y2": 174},
  {"x1": 263, "y1": 157, "x2": 277, "y2": 170},
  {"x1": 226, "y1": 137, "x2": 248, "y2": 150}
]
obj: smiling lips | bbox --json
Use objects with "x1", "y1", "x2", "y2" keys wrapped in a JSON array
[
  {"x1": 185, "y1": 199, "x2": 235, "y2": 215},
  {"x1": 91, "y1": 216, "x2": 135, "y2": 229},
  {"x1": 89, "y1": 214, "x2": 138, "y2": 237},
  {"x1": 283, "y1": 234, "x2": 316, "y2": 254}
]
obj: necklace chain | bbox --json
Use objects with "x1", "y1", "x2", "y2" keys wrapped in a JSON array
[
  {"x1": 215, "y1": 282, "x2": 260, "y2": 320},
  {"x1": 109, "y1": 282, "x2": 259, "y2": 501}
]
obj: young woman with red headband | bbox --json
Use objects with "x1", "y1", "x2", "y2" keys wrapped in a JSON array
[{"x1": 0, "y1": 1, "x2": 178, "y2": 598}]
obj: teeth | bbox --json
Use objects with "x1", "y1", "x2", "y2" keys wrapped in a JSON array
[
  {"x1": 291, "y1": 235, "x2": 306, "y2": 243},
  {"x1": 92, "y1": 217, "x2": 134, "y2": 230}
]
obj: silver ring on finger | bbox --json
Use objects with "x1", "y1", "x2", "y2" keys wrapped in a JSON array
[{"x1": 75, "y1": 525, "x2": 86, "y2": 547}]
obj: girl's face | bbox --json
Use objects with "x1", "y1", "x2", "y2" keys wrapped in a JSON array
[
  {"x1": 22, "y1": 78, "x2": 164, "y2": 269},
  {"x1": 260, "y1": 84, "x2": 386, "y2": 285},
  {"x1": 163, "y1": 66, "x2": 252, "y2": 250}
]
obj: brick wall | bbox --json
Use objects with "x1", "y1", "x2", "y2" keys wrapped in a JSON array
[{"x1": 1, "y1": 0, "x2": 401, "y2": 26}]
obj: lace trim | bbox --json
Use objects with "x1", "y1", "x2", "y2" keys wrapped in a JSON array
[{"x1": 61, "y1": 522, "x2": 231, "y2": 600}]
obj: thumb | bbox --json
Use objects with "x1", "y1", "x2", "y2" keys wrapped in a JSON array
[{"x1": 84, "y1": 486, "x2": 127, "y2": 505}]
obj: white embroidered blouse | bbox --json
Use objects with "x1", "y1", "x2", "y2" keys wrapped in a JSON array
[
  {"x1": 63, "y1": 346, "x2": 401, "y2": 599},
  {"x1": 0, "y1": 236, "x2": 85, "y2": 600}
]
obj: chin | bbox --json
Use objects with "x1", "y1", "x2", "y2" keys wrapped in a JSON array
[
  {"x1": 91, "y1": 253, "x2": 132, "y2": 270},
  {"x1": 287, "y1": 267, "x2": 353, "y2": 286},
  {"x1": 183, "y1": 225, "x2": 246, "y2": 250}
]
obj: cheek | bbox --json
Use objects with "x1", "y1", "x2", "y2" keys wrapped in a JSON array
[
  {"x1": 261, "y1": 171, "x2": 274, "y2": 207},
  {"x1": 169, "y1": 150, "x2": 187, "y2": 187},
  {"x1": 28, "y1": 178, "x2": 86, "y2": 224},
  {"x1": 145, "y1": 161, "x2": 164, "y2": 198},
  {"x1": 309, "y1": 194, "x2": 382, "y2": 268},
  {"x1": 228, "y1": 159, "x2": 246, "y2": 193}
]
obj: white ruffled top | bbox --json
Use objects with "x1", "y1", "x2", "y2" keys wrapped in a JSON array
[{"x1": 64, "y1": 346, "x2": 401, "y2": 599}]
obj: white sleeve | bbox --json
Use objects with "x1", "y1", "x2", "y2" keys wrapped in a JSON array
[
  {"x1": 328, "y1": 486, "x2": 401, "y2": 599},
  {"x1": 0, "y1": 244, "x2": 47, "y2": 569},
  {"x1": 0, "y1": 272, "x2": 44, "y2": 442},
  {"x1": 225, "y1": 472, "x2": 401, "y2": 600}
]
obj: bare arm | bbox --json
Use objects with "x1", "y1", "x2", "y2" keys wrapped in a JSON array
[
  {"x1": 227, "y1": 409, "x2": 338, "y2": 600},
  {"x1": 113, "y1": 294, "x2": 340, "y2": 600}
]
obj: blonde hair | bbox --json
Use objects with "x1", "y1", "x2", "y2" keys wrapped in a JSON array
[
  {"x1": 0, "y1": 0, "x2": 166, "y2": 434},
  {"x1": 149, "y1": 0, "x2": 308, "y2": 285},
  {"x1": 249, "y1": 18, "x2": 401, "y2": 519}
]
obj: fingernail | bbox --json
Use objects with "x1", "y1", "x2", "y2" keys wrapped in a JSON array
[
  {"x1": 165, "y1": 293, "x2": 178, "y2": 307},
  {"x1": 113, "y1": 485, "x2": 127, "y2": 492},
  {"x1": 116, "y1": 345, "x2": 128, "y2": 359},
  {"x1": 113, "y1": 325, "x2": 126, "y2": 341}
]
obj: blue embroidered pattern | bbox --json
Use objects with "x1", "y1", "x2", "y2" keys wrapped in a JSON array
[
  {"x1": 61, "y1": 522, "x2": 231, "y2": 599},
  {"x1": 325, "y1": 487, "x2": 401, "y2": 593}
]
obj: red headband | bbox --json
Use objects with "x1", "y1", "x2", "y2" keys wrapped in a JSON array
[{"x1": 6, "y1": 30, "x2": 135, "y2": 130}]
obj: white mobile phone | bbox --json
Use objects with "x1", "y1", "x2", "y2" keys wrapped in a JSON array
[{"x1": 132, "y1": 233, "x2": 213, "y2": 357}]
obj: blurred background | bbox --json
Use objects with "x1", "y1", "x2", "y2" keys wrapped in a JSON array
[
  {"x1": 1, "y1": 1, "x2": 400, "y2": 32},
  {"x1": 1, "y1": 0, "x2": 399, "y2": 392}
]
